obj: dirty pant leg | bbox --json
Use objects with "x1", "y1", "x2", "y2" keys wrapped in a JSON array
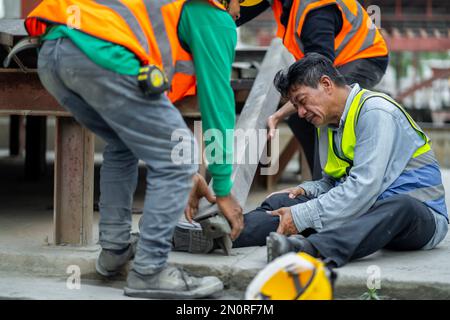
[
  {"x1": 130, "y1": 113, "x2": 196, "y2": 274},
  {"x1": 307, "y1": 195, "x2": 436, "y2": 267},
  {"x1": 37, "y1": 39, "x2": 138, "y2": 249},
  {"x1": 99, "y1": 143, "x2": 139, "y2": 250},
  {"x1": 38, "y1": 38, "x2": 198, "y2": 274},
  {"x1": 233, "y1": 193, "x2": 311, "y2": 248}
]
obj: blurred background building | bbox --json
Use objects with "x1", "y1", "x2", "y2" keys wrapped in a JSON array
[
  {"x1": 2, "y1": 0, "x2": 450, "y2": 120},
  {"x1": 239, "y1": 0, "x2": 450, "y2": 122}
]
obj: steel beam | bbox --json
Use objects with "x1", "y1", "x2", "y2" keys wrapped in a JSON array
[{"x1": 0, "y1": 70, "x2": 66, "y2": 114}]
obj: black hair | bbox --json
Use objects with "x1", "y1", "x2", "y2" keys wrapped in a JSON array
[{"x1": 273, "y1": 52, "x2": 347, "y2": 98}]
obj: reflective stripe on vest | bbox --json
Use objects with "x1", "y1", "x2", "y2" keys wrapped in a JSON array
[
  {"x1": 273, "y1": 0, "x2": 388, "y2": 66},
  {"x1": 143, "y1": 0, "x2": 174, "y2": 80},
  {"x1": 174, "y1": 60, "x2": 195, "y2": 75}
]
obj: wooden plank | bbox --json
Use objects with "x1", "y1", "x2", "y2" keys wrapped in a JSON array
[
  {"x1": 54, "y1": 117, "x2": 95, "y2": 246},
  {"x1": 0, "y1": 70, "x2": 63, "y2": 112}
]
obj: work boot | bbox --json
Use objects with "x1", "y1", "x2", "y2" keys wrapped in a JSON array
[
  {"x1": 95, "y1": 232, "x2": 139, "y2": 277},
  {"x1": 266, "y1": 232, "x2": 318, "y2": 262},
  {"x1": 124, "y1": 266, "x2": 224, "y2": 299},
  {"x1": 172, "y1": 222, "x2": 216, "y2": 254}
]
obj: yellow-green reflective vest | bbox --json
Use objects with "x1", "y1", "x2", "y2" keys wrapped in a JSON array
[{"x1": 320, "y1": 89, "x2": 432, "y2": 180}]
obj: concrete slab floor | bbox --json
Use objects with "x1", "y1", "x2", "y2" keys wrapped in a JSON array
[
  {"x1": 1, "y1": 153, "x2": 450, "y2": 299},
  {"x1": 0, "y1": 271, "x2": 243, "y2": 300}
]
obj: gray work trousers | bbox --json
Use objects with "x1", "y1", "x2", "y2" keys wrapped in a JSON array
[
  {"x1": 234, "y1": 193, "x2": 437, "y2": 267},
  {"x1": 37, "y1": 38, "x2": 197, "y2": 275}
]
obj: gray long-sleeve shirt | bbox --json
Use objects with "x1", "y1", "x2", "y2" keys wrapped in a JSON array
[{"x1": 291, "y1": 84, "x2": 448, "y2": 249}]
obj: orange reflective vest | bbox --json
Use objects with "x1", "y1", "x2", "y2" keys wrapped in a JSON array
[
  {"x1": 25, "y1": 0, "x2": 226, "y2": 103},
  {"x1": 272, "y1": 0, "x2": 388, "y2": 67}
]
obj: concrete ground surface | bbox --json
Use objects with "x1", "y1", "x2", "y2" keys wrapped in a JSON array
[{"x1": 1, "y1": 153, "x2": 450, "y2": 300}]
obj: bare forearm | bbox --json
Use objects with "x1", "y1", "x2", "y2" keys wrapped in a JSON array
[
  {"x1": 273, "y1": 101, "x2": 296, "y2": 120},
  {"x1": 267, "y1": 101, "x2": 297, "y2": 139}
]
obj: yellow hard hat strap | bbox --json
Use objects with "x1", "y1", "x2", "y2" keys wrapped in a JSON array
[{"x1": 290, "y1": 268, "x2": 317, "y2": 300}]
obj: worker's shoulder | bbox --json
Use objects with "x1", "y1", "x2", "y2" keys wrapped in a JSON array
[
  {"x1": 359, "y1": 95, "x2": 405, "y2": 120},
  {"x1": 182, "y1": 0, "x2": 235, "y2": 26}
]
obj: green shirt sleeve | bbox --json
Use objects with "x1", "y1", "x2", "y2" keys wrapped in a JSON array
[{"x1": 178, "y1": 1, "x2": 237, "y2": 196}]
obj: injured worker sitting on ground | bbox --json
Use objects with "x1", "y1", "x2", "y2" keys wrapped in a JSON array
[
  {"x1": 176, "y1": 53, "x2": 449, "y2": 268},
  {"x1": 246, "y1": 52, "x2": 448, "y2": 267}
]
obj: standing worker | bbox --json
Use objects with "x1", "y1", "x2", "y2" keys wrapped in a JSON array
[
  {"x1": 224, "y1": 0, "x2": 389, "y2": 178},
  {"x1": 26, "y1": 0, "x2": 243, "y2": 299}
]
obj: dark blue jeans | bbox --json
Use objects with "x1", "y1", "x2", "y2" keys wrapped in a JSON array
[
  {"x1": 233, "y1": 193, "x2": 316, "y2": 248},
  {"x1": 234, "y1": 193, "x2": 436, "y2": 267}
]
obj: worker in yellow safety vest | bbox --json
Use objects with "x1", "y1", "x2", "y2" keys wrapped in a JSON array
[
  {"x1": 233, "y1": 53, "x2": 447, "y2": 268},
  {"x1": 223, "y1": 0, "x2": 389, "y2": 180}
]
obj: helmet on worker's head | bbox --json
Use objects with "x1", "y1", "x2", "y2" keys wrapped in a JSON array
[{"x1": 245, "y1": 252, "x2": 336, "y2": 300}]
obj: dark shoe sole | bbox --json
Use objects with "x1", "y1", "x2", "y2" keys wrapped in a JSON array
[
  {"x1": 266, "y1": 232, "x2": 291, "y2": 263},
  {"x1": 173, "y1": 225, "x2": 215, "y2": 254},
  {"x1": 95, "y1": 258, "x2": 120, "y2": 277},
  {"x1": 95, "y1": 241, "x2": 136, "y2": 278}
]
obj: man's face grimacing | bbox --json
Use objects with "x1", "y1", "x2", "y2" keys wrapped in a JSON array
[{"x1": 288, "y1": 76, "x2": 337, "y2": 127}]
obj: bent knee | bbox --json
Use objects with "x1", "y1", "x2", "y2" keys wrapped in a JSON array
[{"x1": 263, "y1": 192, "x2": 309, "y2": 210}]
